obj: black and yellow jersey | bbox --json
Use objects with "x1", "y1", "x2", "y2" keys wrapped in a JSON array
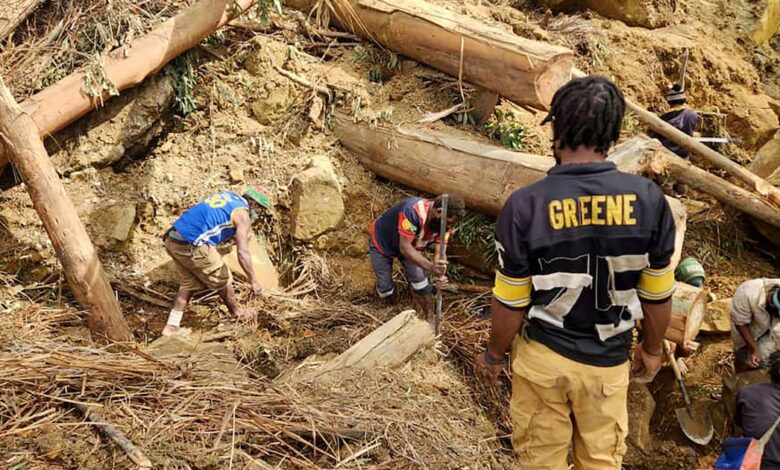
[{"x1": 493, "y1": 161, "x2": 676, "y2": 367}]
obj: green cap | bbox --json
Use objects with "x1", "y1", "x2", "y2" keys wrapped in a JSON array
[
  {"x1": 675, "y1": 257, "x2": 705, "y2": 283},
  {"x1": 243, "y1": 186, "x2": 272, "y2": 210}
]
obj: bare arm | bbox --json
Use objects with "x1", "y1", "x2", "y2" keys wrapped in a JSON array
[
  {"x1": 399, "y1": 236, "x2": 434, "y2": 272},
  {"x1": 736, "y1": 324, "x2": 759, "y2": 353},
  {"x1": 639, "y1": 299, "x2": 672, "y2": 354},
  {"x1": 233, "y1": 210, "x2": 258, "y2": 287},
  {"x1": 487, "y1": 298, "x2": 526, "y2": 359}
]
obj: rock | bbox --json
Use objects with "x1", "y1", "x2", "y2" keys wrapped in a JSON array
[
  {"x1": 146, "y1": 335, "x2": 248, "y2": 385},
  {"x1": 748, "y1": 131, "x2": 780, "y2": 246},
  {"x1": 229, "y1": 167, "x2": 245, "y2": 184},
  {"x1": 50, "y1": 75, "x2": 174, "y2": 173},
  {"x1": 700, "y1": 298, "x2": 731, "y2": 334},
  {"x1": 724, "y1": 85, "x2": 779, "y2": 151},
  {"x1": 251, "y1": 87, "x2": 291, "y2": 125},
  {"x1": 223, "y1": 234, "x2": 280, "y2": 292},
  {"x1": 90, "y1": 203, "x2": 137, "y2": 250},
  {"x1": 722, "y1": 370, "x2": 770, "y2": 419},
  {"x1": 627, "y1": 383, "x2": 656, "y2": 451},
  {"x1": 290, "y1": 156, "x2": 345, "y2": 240},
  {"x1": 244, "y1": 36, "x2": 288, "y2": 77},
  {"x1": 536, "y1": 0, "x2": 673, "y2": 28}
]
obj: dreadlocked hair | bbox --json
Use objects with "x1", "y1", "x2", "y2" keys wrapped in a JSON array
[
  {"x1": 542, "y1": 76, "x2": 625, "y2": 153},
  {"x1": 770, "y1": 351, "x2": 780, "y2": 384},
  {"x1": 434, "y1": 194, "x2": 466, "y2": 219}
]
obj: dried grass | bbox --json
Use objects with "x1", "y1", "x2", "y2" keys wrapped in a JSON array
[{"x1": 0, "y1": 0, "x2": 177, "y2": 100}]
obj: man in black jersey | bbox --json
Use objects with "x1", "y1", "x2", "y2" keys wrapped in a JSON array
[{"x1": 475, "y1": 76, "x2": 676, "y2": 469}]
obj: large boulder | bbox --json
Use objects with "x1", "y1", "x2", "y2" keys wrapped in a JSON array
[
  {"x1": 724, "y1": 85, "x2": 779, "y2": 151},
  {"x1": 538, "y1": 0, "x2": 674, "y2": 28},
  {"x1": 700, "y1": 298, "x2": 732, "y2": 335},
  {"x1": 89, "y1": 202, "x2": 137, "y2": 250},
  {"x1": 290, "y1": 156, "x2": 345, "y2": 240},
  {"x1": 50, "y1": 75, "x2": 174, "y2": 173},
  {"x1": 749, "y1": 131, "x2": 780, "y2": 246}
]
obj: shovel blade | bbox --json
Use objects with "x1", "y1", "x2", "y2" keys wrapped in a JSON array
[{"x1": 676, "y1": 407, "x2": 714, "y2": 445}]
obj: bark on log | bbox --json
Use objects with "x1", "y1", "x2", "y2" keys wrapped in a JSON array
[
  {"x1": 0, "y1": 78, "x2": 132, "y2": 342},
  {"x1": 0, "y1": 0, "x2": 44, "y2": 42},
  {"x1": 333, "y1": 113, "x2": 687, "y2": 264},
  {"x1": 665, "y1": 282, "x2": 706, "y2": 347},
  {"x1": 286, "y1": 0, "x2": 574, "y2": 109},
  {"x1": 642, "y1": 143, "x2": 780, "y2": 229},
  {"x1": 0, "y1": 0, "x2": 259, "y2": 171},
  {"x1": 307, "y1": 310, "x2": 434, "y2": 381}
]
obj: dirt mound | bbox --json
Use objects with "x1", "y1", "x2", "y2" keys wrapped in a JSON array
[{"x1": 539, "y1": 0, "x2": 674, "y2": 28}]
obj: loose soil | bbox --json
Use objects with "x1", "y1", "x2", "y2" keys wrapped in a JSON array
[{"x1": 1, "y1": 0, "x2": 779, "y2": 467}]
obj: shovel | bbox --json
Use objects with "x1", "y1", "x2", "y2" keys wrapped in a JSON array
[{"x1": 664, "y1": 340, "x2": 714, "y2": 445}]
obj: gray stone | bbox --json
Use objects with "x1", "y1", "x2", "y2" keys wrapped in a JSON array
[{"x1": 290, "y1": 156, "x2": 345, "y2": 240}]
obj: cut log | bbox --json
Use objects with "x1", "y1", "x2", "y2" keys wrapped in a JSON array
[
  {"x1": 333, "y1": 113, "x2": 687, "y2": 264},
  {"x1": 306, "y1": 310, "x2": 434, "y2": 381},
  {"x1": 0, "y1": 78, "x2": 132, "y2": 342},
  {"x1": 286, "y1": 0, "x2": 574, "y2": 109},
  {"x1": 0, "y1": 0, "x2": 259, "y2": 173},
  {"x1": 0, "y1": 0, "x2": 45, "y2": 42},
  {"x1": 665, "y1": 282, "x2": 706, "y2": 347}
]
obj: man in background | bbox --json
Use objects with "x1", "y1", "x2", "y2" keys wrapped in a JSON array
[{"x1": 731, "y1": 278, "x2": 780, "y2": 372}]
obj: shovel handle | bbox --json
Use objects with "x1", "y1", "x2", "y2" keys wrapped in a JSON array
[{"x1": 664, "y1": 340, "x2": 693, "y2": 408}]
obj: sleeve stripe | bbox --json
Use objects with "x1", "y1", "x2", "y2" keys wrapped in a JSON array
[
  {"x1": 496, "y1": 271, "x2": 531, "y2": 286},
  {"x1": 493, "y1": 273, "x2": 532, "y2": 308},
  {"x1": 641, "y1": 265, "x2": 674, "y2": 277},
  {"x1": 637, "y1": 264, "x2": 676, "y2": 301}
]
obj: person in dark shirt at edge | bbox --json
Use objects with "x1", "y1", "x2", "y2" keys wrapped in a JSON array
[
  {"x1": 475, "y1": 76, "x2": 676, "y2": 469},
  {"x1": 736, "y1": 351, "x2": 780, "y2": 469},
  {"x1": 649, "y1": 83, "x2": 700, "y2": 196}
]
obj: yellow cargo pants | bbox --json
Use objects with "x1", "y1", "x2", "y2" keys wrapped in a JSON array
[{"x1": 510, "y1": 337, "x2": 629, "y2": 470}]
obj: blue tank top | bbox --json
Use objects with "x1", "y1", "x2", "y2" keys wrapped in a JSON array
[{"x1": 173, "y1": 191, "x2": 249, "y2": 246}]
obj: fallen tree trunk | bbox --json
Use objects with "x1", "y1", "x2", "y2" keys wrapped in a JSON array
[
  {"x1": 301, "y1": 310, "x2": 434, "y2": 382},
  {"x1": 0, "y1": 0, "x2": 259, "y2": 172},
  {"x1": 0, "y1": 78, "x2": 132, "y2": 342},
  {"x1": 666, "y1": 282, "x2": 707, "y2": 347},
  {"x1": 286, "y1": 0, "x2": 573, "y2": 109},
  {"x1": 333, "y1": 112, "x2": 688, "y2": 263},
  {"x1": 0, "y1": 0, "x2": 44, "y2": 42}
]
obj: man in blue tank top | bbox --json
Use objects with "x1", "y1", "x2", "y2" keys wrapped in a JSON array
[{"x1": 162, "y1": 186, "x2": 272, "y2": 336}]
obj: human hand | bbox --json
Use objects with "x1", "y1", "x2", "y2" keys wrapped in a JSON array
[
  {"x1": 435, "y1": 275, "x2": 449, "y2": 289},
  {"x1": 476, "y1": 350, "x2": 505, "y2": 387},
  {"x1": 676, "y1": 358, "x2": 689, "y2": 377},
  {"x1": 433, "y1": 259, "x2": 448, "y2": 276},
  {"x1": 748, "y1": 350, "x2": 761, "y2": 369},
  {"x1": 631, "y1": 343, "x2": 663, "y2": 384},
  {"x1": 250, "y1": 280, "x2": 263, "y2": 296}
]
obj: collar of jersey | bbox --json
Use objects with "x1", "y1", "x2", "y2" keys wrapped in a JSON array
[{"x1": 548, "y1": 161, "x2": 617, "y2": 176}]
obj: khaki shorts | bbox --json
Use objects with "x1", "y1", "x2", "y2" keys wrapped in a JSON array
[
  {"x1": 510, "y1": 336, "x2": 629, "y2": 470},
  {"x1": 164, "y1": 237, "x2": 232, "y2": 292}
]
